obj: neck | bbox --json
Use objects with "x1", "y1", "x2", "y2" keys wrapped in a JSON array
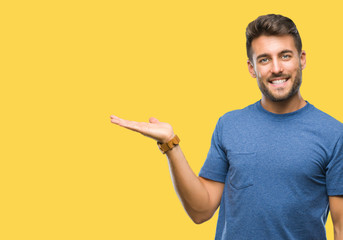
[{"x1": 261, "y1": 92, "x2": 306, "y2": 114}]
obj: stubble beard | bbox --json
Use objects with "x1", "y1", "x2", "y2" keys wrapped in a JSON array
[{"x1": 257, "y1": 66, "x2": 302, "y2": 102}]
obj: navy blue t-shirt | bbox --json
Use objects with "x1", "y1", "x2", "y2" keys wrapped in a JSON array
[{"x1": 199, "y1": 101, "x2": 343, "y2": 240}]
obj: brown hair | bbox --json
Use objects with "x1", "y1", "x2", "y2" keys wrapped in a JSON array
[{"x1": 246, "y1": 14, "x2": 302, "y2": 61}]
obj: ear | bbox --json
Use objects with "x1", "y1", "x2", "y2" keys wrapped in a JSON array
[
  {"x1": 300, "y1": 50, "x2": 306, "y2": 70},
  {"x1": 247, "y1": 59, "x2": 256, "y2": 78}
]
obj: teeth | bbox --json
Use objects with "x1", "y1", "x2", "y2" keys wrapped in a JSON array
[{"x1": 271, "y1": 79, "x2": 286, "y2": 84}]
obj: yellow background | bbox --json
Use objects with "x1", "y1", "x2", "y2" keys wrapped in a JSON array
[{"x1": 1, "y1": 0, "x2": 342, "y2": 239}]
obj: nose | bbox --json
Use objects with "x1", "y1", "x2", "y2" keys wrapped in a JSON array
[{"x1": 271, "y1": 59, "x2": 283, "y2": 74}]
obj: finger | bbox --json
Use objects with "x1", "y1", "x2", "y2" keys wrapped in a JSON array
[
  {"x1": 110, "y1": 115, "x2": 120, "y2": 124},
  {"x1": 113, "y1": 117, "x2": 149, "y2": 134},
  {"x1": 149, "y1": 117, "x2": 160, "y2": 124},
  {"x1": 121, "y1": 119, "x2": 141, "y2": 131}
]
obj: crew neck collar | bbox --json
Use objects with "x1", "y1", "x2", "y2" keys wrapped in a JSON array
[{"x1": 254, "y1": 100, "x2": 313, "y2": 120}]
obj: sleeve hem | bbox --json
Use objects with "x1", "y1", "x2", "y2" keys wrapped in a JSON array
[
  {"x1": 327, "y1": 188, "x2": 343, "y2": 196},
  {"x1": 199, "y1": 170, "x2": 226, "y2": 183}
]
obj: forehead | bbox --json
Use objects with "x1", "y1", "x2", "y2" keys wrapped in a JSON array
[{"x1": 251, "y1": 35, "x2": 297, "y2": 58}]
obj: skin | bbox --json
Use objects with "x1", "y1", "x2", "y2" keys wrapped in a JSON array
[
  {"x1": 247, "y1": 35, "x2": 307, "y2": 114},
  {"x1": 110, "y1": 34, "x2": 343, "y2": 237},
  {"x1": 330, "y1": 196, "x2": 343, "y2": 240},
  {"x1": 110, "y1": 115, "x2": 224, "y2": 224}
]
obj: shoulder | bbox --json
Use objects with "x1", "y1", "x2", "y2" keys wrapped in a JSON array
[
  {"x1": 308, "y1": 105, "x2": 343, "y2": 132},
  {"x1": 220, "y1": 102, "x2": 256, "y2": 121},
  {"x1": 305, "y1": 105, "x2": 343, "y2": 144},
  {"x1": 217, "y1": 102, "x2": 258, "y2": 129}
]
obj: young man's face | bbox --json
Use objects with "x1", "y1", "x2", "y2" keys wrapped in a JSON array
[{"x1": 247, "y1": 35, "x2": 306, "y2": 102}]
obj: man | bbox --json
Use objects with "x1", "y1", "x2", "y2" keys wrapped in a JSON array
[{"x1": 111, "y1": 14, "x2": 343, "y2": 239}]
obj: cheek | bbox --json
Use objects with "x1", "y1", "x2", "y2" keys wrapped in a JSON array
[
  {"x1": 255, "y1": 67, "x2": 269, "y2": 79},
  {"x1": 257, "y1": 72, "x2": 263, "y2": 79},
  {"x1": 285, "y1": 61, "x2": 300, "y2": 73}
]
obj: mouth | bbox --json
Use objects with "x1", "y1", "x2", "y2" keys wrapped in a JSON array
[{"x1": 268, "y1": 77, "x2": 290, "y2": 86}]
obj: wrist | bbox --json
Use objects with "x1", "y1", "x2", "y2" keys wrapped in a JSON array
[
  {"x1": 157, "y1": 135, "x2": 180, "y2": 154},
  {"x1": 162, "y1": 134, "x2": 175, "y2": 143}
]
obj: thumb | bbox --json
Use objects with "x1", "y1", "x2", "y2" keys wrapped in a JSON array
[{"x1": 149, "y1": 117, "x2": 160, "y2": 124}]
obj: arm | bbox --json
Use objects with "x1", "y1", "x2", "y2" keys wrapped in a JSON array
[
  {"x1": 329, "y1": 196, "x2": 343, "y2": 240},
  {"x1": 165, "y1": 144, "x2": 224, "y2": 223},
  {"x1": 110, "y1": 115, "x2": 224, "y2": 223}
]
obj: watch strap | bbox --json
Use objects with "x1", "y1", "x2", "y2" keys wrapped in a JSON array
[{"x1": 157, "y1": 135, "x2": 180, "y2": 154}]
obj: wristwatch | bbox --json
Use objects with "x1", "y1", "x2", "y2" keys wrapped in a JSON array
[{"x1": 157, "y1": 135, "x2": 180, "y2": 154}]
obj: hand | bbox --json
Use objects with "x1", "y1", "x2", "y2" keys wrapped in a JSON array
[{"x1": 110, "y1": 115, "x2": 175, "y2": 143}]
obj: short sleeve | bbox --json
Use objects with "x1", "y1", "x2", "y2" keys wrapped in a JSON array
[
  {"x1": 326, "y1": 135, "x2": 343, "y2": 196},
  {"x1": 199, "y1": 117, "x2": 229, "y2": 183}
]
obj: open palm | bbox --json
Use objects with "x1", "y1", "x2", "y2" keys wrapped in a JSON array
[{"x1": 110, "y1": 115, "x2": 174, "y2": 143}]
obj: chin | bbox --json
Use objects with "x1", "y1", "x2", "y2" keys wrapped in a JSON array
[
  {"x1": 270, "y1": 97, "x2": 292, "y2": 102},
  {"x1": 267, "y1": 89, "x2": 300, "y2": 102}
]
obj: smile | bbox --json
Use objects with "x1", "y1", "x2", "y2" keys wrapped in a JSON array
[
  {"x1": 271, "y1": 79, "x2": 287, "y2": 84},
  {"x1": 268, "y1": 78, "x2": 289, "y2": 86}
]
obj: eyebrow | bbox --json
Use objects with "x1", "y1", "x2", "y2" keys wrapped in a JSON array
[
  {"x1": 280, "y1": 50, "x2": 294, "y2": 55},
  {"x1": 256, "y1": 49, "x2": 294, "y2": 60}
]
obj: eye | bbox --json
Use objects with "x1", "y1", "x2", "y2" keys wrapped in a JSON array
[
  {"x1": 281, "y1": 54, "x2": 291, "y2": 60},
  {"x1": 259, "y1": 58, "x2": 269, "y2": 64}
]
